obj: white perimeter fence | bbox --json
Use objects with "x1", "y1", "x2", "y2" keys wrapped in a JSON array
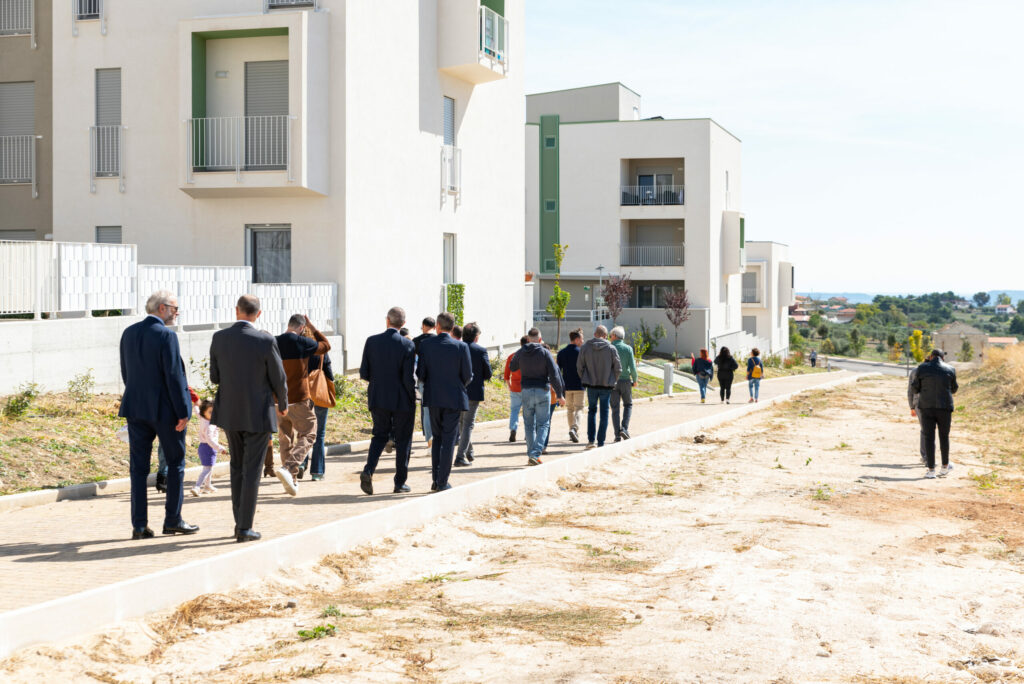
[{"x1": 0, "y1": 240, "x2": 338, "y2": 333}]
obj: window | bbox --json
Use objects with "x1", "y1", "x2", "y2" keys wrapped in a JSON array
[
  {"x1": 0, "y1": 82, "x2": 35, "y2": 184},
  {"x1": 742, "y1": 271, "x2": 758, "y2": 303},
  {"x1": 443, "y1": 96, "x2": 456, "y2": 147},
  {"x1": 544, "y1": 135, "x2": 556, "y2": 149},
  {"x1": 0, "y1": 230, "x2": 37, "y2": 241},
  {"x1": 95, "y1": 226, "x2": 122, "y2": 244},
  {"x1": 742, "y1": 316, "x2": 757, "y2": 336},
  {"x1": 94, "y1": 68, "x2": 122, "y2": 178},
  {"x1": 246, "y1": 224, "x2": 291, "y2": 283},
  {"x1": 443, "y1": 233, "x2": 457, "y2": 284},
  {"x1": 544, "y1": 199, "x2": 557, "y2": 212}
]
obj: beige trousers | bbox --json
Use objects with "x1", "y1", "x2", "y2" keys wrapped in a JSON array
[
  {"x1": 565, "y1": 390, "x2": 585, "y2": 432},
  {"x1": 277, "y1": 399, "x2": 317, "y2": 475}
]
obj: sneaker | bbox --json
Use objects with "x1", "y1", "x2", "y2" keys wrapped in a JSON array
[
  {"x1": 584, "y1": 443, "x2": 596, "y2": 450},
  {"x1": 620, "y1": 429, "x2": 630, "y2": 440},
  {"x1": 924, "y1": 469, "x2": 937, "y2": 479},
  {"x1": 701, "y1": 398, "x2": 706, "y2": 404},
  {"x1": 542, "y1": 449, "x2": 549, "y2": 455},
  {"x1": 190, "y1": 487, "x2": 201, "y2": 497},
  {"x1": 568, "y1": 428, "x2": 579, "y2": 443},
  {"x1": 748, "y1": 398, "x2": 754, "y2": 403},
  {"x1": 509, "y1": 430, "x2": 516, "y2": 443},
  {"x1": 938, "y1": 464, "x2": 954, "y2": 477},
  {"x1": 528, "y1": 457, "x2": 542, "y2": 466},
  {"x1": 726, "y1": 400, "x2": 730, "y2": 404},
  {"x1": 202, "y1": 483, "x2": 217, "y2": 493},
  {"x1": 276, "y1": 468, "x2": 297, "y2": 496},
  {"x1": 311, "y1": 473, "x2": 324, "y2": 481}
]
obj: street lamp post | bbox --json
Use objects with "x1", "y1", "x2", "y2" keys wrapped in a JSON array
[{"x1": 595, "y1": 264, "x2": 605, "y2": 320}]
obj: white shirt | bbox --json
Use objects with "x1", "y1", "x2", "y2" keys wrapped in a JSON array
[{"x1": 198, "y1": 417, "x2": 223, "y2": 452}]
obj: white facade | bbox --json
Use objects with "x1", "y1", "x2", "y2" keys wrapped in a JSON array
[
  {"x1": 526, "y1": 83, "x2": 768, "y2": 357},
  {"x1": 49, "y1": 0, "x2": 525, "y2": 369},
  {"x1": 741, "y1": 241, "x2": 794, "y2": 356}
]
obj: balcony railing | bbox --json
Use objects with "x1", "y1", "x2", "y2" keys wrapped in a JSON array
[
  {"x1": 186, "y1": 115, "x2": 292, "y2": 183},
  {"x1": 479, "y1": 5, "x2": 508, "y2": 70},
  {"x1": 0, "y1": 135, "x2": 39, "y2": 197},
  {"x1": 620, "y1": 184, "x2": 685, "y2": 206},
  {"x1": 90, "y1": 125, "x2": 124, "y2": 192},
  {"x1": 1, "y1": 0, "x2": 34, "y2": 47},
  {"x1": 742, "y1": 288, "x2": 760, "y2": 304},
  {"x1": 72, "y1": 0, "x2": 105, "y2": 35},
  {"x1": 263, "y1": 0, "x2": 317, "y2": 10},
  {"x1": 620, "y1": 244, "x2": 684, "y2": 267},
  {"x1": 441, "y1": 144, "x2": 461, "y2": 202},
  {"x1": 533, "y1": 307, "x2": 611, "y2": 323}
]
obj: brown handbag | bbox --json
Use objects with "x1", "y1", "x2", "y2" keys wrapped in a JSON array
[{"x1": 308, "y1": 355, "x2": 336, "y2": 408}]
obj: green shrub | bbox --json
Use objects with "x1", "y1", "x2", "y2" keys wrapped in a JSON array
[
  {"x1": 67, "y1": 369, "x2": 95, "y2": 404},
  {"x1": 3, "y1": 382, "x2": 40, "y2": 418},
  {"x1": 446, "y1": 283, "x2": 465, "y2": 326}
]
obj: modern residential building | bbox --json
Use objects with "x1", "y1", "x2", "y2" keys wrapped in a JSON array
[
  {"x1": 0, "y1": 0, "x2": 52, "y2": 240},
  {"x1": 46, "y1": 0, "x2": 525, "y2": 368},
  {"x1": 741, "y1": 241, "x2": 795, "y2": 355},
  {"x1": 526, "y1": 82, "x2": 790, "y2": 357}
]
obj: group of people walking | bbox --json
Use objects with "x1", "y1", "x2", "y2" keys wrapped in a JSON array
[{"x1": 689, "y1": 347, "x2": 766, "y2": 404}]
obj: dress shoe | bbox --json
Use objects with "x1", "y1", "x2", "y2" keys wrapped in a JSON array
[
  {"x1": 154, "y1": 472, "x2": 167, "y2": 493},
  {"x1": 162, "y1": 521, "x2": 199, "y2": 535},
  {"x1": 568, "y1": 428, "x2": 579, "y2": 443},
  {"x1": 466, "y1": 452, "x2": 475, "y2": 463},
  {"x1": 263, "y1": 465, "x2": 276, "y2": 478},
  {"x1": 453, "y1": 458, "x2": 471, "y2": 468},
  {"x1": 276, "y1": 468, "x2": 297, "y2": 496},
  {"x1": 236, "y1": 529, "x2": 261, "y2": 543},
  {"x1": 131, "y1": 527, "x2": 154, "y2": 540},
  {"x1": 620, "y1": 429, "x2": 630, "y2": 440},
  {"x1": 430, "y1": 482, "x2": 438, "y2": 492},
  {"x1": 433, "y1": 482, "x2": 452, "y2": 492},
  {"x1": 509, "y1": 430, "x2": 516, "y2": 442},
  {"x1": 393, "y1": 484, "x2": 411, "y2": 493},
  {"x1": 297, "y1": 464, "x2": 306, "y2": 480},
  {"x1": 360, "y1": 472, "x2": 373, "y2": 495}
]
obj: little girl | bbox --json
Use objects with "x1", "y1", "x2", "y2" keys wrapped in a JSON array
[{"x1": 191, "y1": 399, "x2": 224, "y2": 496}]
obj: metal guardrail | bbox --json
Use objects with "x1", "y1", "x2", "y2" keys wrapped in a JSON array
[
  {"x1": 620, "y1": 244, "x2": 684, "y2": 267},
  {"x1": 186, "y1": 115, "x2": 293, "y2": 183},
  {"x1": 90, "y1": 125, "x2": 124, "y2": 192},
  {"x1": 0, "y1": 135, "x2": 38, "y2": 195},
  {"x1": 620, "y1": 184, "x2": 684, "y2": 206},
  {"x1": 71, "y1": 0, "x2": 105, "y2": 35},
  {"x1": 533, "y1": 308, "x2": 611, "y2": 323},
  {"x1": 1, "y1": 0, "x2": 34, "y2": 46},
  {"x1": 742, "y1": 288, "x2": 760, "y2": 304},
  {"x1": 441, "y1": 144, "x2": 461, "y2": 199},
  {"x1": 264, "y1": 0, "x2": 317, "y2": 10},
  {"x1": 479, "y1": 5, "x2": 508, "y2": 71}
]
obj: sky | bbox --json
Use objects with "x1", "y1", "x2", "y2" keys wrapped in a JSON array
[{"x1": 523, "y1": 0, "x2": 1024, "y2": 295}]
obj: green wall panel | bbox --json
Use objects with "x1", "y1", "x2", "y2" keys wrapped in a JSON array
[
  {"x1": 539, "y1": 115, "x2": 559, "y2": 273},
  {"x1": 481, "y1": 0, "x2": 505, "y2": 16}
]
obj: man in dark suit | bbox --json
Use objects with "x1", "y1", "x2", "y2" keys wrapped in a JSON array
[
  {"x1": 119, "y1": 290, "x2": 197, "y2": 540},
  {"x1": 416, "y1": 311, "x2": 472, "y2": 491},
  {"x1": 358, "y1": 306, "x2": 416, "y2": 495},
  {"x1": 209, "y1": 294, "x2": 289, "y2": 543},
  {"x1": 454, "y1": 322, "x2": 491, "y2": 467}
]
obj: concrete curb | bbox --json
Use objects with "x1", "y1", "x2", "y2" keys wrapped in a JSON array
[
  {"x1": 0, "y1": 392, "x2": 684, "y2": 513},
  {"x1": 0, "y1": 372, "x2": 870, "y2": 659}
]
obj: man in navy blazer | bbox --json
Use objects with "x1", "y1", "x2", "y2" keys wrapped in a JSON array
[
  {"x1": 358, "y1": 306, "x2": 417, "y2": 495},
  {"x1": 416, "y1": 311, "x2": 472, "y2": 491},
  {"x1": 454, "y1": 322, "x2": 491, "y2": 467},
  {"x1": 118, "y1": 290, "x2": 198, "y2": 540}
]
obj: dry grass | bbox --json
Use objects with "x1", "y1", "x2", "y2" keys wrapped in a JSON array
[
  {"x1": 436, "y1": 601, "x2": 630, "y2": 646},
  {"x1": 957, "y1": 345, "x2": 1024, "y2": 463},
  {"x1": 152, "y1": 593, "x2": 290, "y2": 639}
]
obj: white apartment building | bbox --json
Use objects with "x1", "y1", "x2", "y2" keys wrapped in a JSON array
[
  {"x1": 526, "y1": 82, "x2": 789, "y2": 357},
  {"x1": 48, "y1": 0, "x2": 526, "y2": 368},
  {"x1": 741, "y1": 241, "x2": 795, "y2": 356}
]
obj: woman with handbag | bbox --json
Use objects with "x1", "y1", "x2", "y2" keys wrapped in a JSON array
[{"x1": 299, "y1": 346, "x2": 336, "y2": 481}]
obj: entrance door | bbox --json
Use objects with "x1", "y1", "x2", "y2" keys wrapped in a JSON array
[
  {"x1": 244, "y1": 60, "x2": 288, "y2": 170},
  {"x1": 637, "y1": 174, "x2": 654, "y2": 204},
  {"x1": 247, "y1": 224, "x2": 291, "y2": 283}
]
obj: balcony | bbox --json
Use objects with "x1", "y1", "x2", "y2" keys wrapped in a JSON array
[
  {"x1": 441, "y1": 144, "x2": 461, "y2": 204},
  {"x1": 72, "y1": 0, "x2": 106, "y2": 36},
  {"x1": 1, "y1": 0, "x2": 34, "y2": 46},
  {"x1": 90, "y1": 125, "x2": 125, "y2": 193},
  {"x1": 620, "y1": 184, "x2": 684, "y2": 206},
  {"x1": 742, "y1": 288, "x2": 760, "y2": 304},
  {"x1": 438, "y1": 1, "x2": 509, "y2": 84},
  {"x1": 620, "y1": 244, "x2": 684, "y2": 267},
  {"x1": 187, "y1": 116, "x2": 292, "y2": 182},
  {"x1": 0, "y1": 134, "x2": 40, "y2": 197}
]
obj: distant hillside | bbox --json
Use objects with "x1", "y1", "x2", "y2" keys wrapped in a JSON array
[{"x1": 795, "y1": 292, "x2": 876, "y2": 304}]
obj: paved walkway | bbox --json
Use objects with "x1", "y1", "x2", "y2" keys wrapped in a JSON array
[{"x1": 0, "y1": 372, "x2": 852, "y2": 613}]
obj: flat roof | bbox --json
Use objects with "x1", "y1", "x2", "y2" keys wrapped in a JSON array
[{"x1": 526, "y1": 81, "x2": 642, "y2": 99}]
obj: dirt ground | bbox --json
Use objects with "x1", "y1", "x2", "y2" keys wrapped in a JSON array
[{"x1": 4, "y1": 375, "x2": 1024, "y2": 683}]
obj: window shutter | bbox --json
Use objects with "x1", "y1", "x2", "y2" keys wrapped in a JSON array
[
  {"x1": 95, "y1": 226, "x2": 122, "y2": 244},
  {"x1": 0, "y1": 230, "x2": 38, "y2": 241},
  {"x1": 95, "y1": 68, "x2": 121, "y2": 126},
  {"x1": 443, "y1": 96, "x2": 455, "y2": 147},
  {"x1": 0, "y1": 82, "x2": 35, "y2": 136},
  {"x1": 245, "y1": 61, "x2": 289, "y2": 116}
]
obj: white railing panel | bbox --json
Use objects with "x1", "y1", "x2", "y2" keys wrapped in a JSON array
[
  {"x1": 138, "y1": 265, "x2": 251, "y2": 327},
  {"x1": 57, "y1": 243, "x2": 135, "y2": 311},
  {"x1": 0, "y1": 0, "x2": 32, "y2": 35},
  {"x1": 253, "y1": 282, "x2": 338, "y2": 334},
  {"x1": 479, "y1": 5, "x2": 508, "y2": 69},
  {"x1": 441, "y1": 144, "x2": 461, "y2": 197},
  {"x1": 620, "y1": 184, "x2": 685, "y2": 206},
  {"x1": 0, "y1": 241, "x2": 58, "y2": 316},
  {"x1": 0, "y1": 135, "x2": 34, "y2": 184}
]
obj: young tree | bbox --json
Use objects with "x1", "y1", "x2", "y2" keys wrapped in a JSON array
[
  {"x1": 602, "y1": 275, "x2": 633, "y2": 325},
  {"x1": 662, "y1": 288, "x2": 691, "y2": 361},
  {"x1": 997, "y1": 292, "x2": 1012, "y2": 306},
  {"x1": 849, "y1": 328, "x2": 865, "y2": 357},
  {"x1": 821, "y1": 338, "x2": 837, "y2": 354},
  {"x1": 886, "y1": 332, "x2": 898, "y2": 349},
  {"x1": 817, "y1": 323, "x2": 830, "y2": 339},
  {"x1": 1010, "y1": 315, "x2": 1024, "y2": 336},
  {"x1": 908, "y1": 330, "x2": 926, "y2": 362},
  {"x1": 808, "y1": 311, "x2": 823, "y2": 333},
  {"x1": 545, "y1": 244, "x2": 571, "y2": 346},
  {"x1": 973, "y1": 291, "x2": 991, "y2": 308},
  {"x1": 957, "y1": 339, "x2": 974, "y2": 362}
]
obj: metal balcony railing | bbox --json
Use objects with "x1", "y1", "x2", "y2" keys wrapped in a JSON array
[
  {"x1": 620, "y1": 244, "x2": 684, "y2": 267},
  {"x1": 90, "y1": 125, "x2": 124, "y2": 192},
  {"x1": 742, "y1": 288, "x2": 760, "y2": 304},
  {"x1": 263, "y1": 0, "x2": 318, "y2": 10},
  {"x1": 620, "y1": 184, "x2": 685, "y2": 206},
  {"x1": 479, "y1": 5, "x2": 509, "y2": 70},
  {"x1": 186, "y1": 115, "x2": 292, "y2": 183},
  {"x1": 1, "y1": 0, "x2": 34, "y2": 47},
  {"x1": 441, "y1": 144, "x2": 461, "y2": 202},
  {"x1": 72, "y1": 0, "x2": 105, "y2": 35},
  {"x1": 0, "y1": 135, "x2": 39, "y2": 197}
]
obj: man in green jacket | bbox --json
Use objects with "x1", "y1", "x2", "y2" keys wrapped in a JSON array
[{"x1": 609, "y1": 326, "x2": 638, "y2": 441}]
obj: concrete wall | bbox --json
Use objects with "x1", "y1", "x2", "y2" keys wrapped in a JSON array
[
  {"x1": 743, "y1": 241, "x2": 791, "y2": 356},
  {"x1": 205, "y1": 36, "x2": 289, "y2": 118},
  {"x1": 0, "y1": 317, "x2": 342, "y2": 396},
  {"x1": 526, "y1": 82, "x2": 639, "y2": 124},
  {"x1": 49, "y1": 1, "x2": 527, "y2": 370},
  {"x1": 0, "y1": 0, "x2": 52, "y2": 239}
]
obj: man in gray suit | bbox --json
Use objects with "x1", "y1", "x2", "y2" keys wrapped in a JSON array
[{"x1": 210, "y1": 294, "x2": 289, "y2": 543}]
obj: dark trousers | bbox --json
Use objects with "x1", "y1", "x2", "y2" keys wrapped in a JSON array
[
  {"x1": 586, "y1": 387, "x2": 612, "y2": 446},
  {"x1": 456, "y1": 400, "x2": 481, "y2": 460},
  {"x1": 127, "y1": 418, "x2": 186, "y2": 530},
  {"x1": 366, "y1": 407, "x2": 414, "y2": 486},
  {"x1": 919, "y1": 407, "x2": 952, "y2": 469},
  {"x1": 610, "y1": 379, "x2": 633, "y2": 436},
  {"x1": 429, "y1": 407, "x2": 461, "y2": 487},
  {"x1": 719, "y1": 376, "x2": 733, "y2": 401},
  {"x1": 226, "y1": 430, "x2": 272, "y2": 531},
  {"x1": 916, "y1": 410, "x2": 926, "y2": 460}
]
